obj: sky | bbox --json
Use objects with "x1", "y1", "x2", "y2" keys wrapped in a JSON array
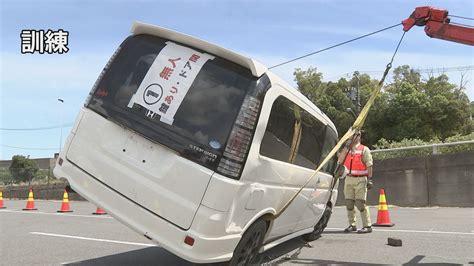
[{"x1": 1, "y1": 0, "x2": 473, "y2": 160}]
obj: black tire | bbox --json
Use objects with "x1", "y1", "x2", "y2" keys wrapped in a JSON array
[
  {"x1": 229, "y1": 219, "x2": 267, "y2": 266},
  {"x1": 303, "y1": 206, "x2": 332, "y2": 242}
]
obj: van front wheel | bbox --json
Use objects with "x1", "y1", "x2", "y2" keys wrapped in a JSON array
[
  {"x1": 303, "y1": 206, "x2": 332, "y2": 242},
  {"x1": 229, "y1": 220, "x2": 266, "y2": 266}
]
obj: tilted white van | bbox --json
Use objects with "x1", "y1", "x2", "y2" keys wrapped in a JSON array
[{"x1": 54, "y1": 22, "x2": 339, "y2": 265}]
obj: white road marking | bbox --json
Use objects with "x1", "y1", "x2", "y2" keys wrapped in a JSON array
[
  {"x1": 326, "y1": 227, "x2": 474, "y2": 235},
  {"x1": 60, "y1": 261, "x2": 76, "y2": 265},
  {"x1": 30, "y1": 232, "x2": 156, "y2": 247},
  {"x1": 0, "y1": 209, "x2": 113, "y2": 219}
]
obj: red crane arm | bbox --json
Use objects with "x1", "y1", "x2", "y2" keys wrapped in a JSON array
[{"x1": 402, "y1": 6, "x2": 474, "y2": 46}]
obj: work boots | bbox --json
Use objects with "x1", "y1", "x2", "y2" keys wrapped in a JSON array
[
  {"x1": 357, "y1": 226, "x2": 373, "y2": 234},
  {"x1": 344, "y1": 225, "x2": 357, "y2": 233}
]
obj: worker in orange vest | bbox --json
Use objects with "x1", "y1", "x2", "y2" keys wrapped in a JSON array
[{"x1": 337, "y1": 131, "x2": 374, "y2": 234}]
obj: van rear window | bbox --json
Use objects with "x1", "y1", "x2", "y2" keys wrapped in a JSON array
[{"x1": 87, "y1": 35, "x2": 256, "y2": 169}]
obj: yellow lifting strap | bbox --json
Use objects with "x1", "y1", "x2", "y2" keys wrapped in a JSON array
[
  {"x1": 272, "y1": 83, "x2": 381, "y2": 219},
  {"x1": 271, "y1": 30, "x2": 406, "y2": 220},
  {"x1": 273, "y1": 58, "x2": 400, "y2": 219}
]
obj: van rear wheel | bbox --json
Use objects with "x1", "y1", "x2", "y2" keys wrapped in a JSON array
[
  {"x1": 229, "y1": 220, "x2": 266, "y2": 266},
  {"x1": 303, "y1": 206, "x2": 332, "y2": 242}
]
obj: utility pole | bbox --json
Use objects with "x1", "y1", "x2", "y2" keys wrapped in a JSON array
[
  {"x1": 354, "y1": 72, "x2": 361, "y2": 115},
  {"x1": 58, "y1": 98, "x2": 64, "y2": 153}
]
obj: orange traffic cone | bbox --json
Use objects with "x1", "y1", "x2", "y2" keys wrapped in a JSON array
[
  {"x1": 57, "y1": 189, "x2": 73, "y2": 213},
  {"x1": 92, "y1": 207, "x2": 107, "y2": 215},
  {"x1": 373, "y1": 188, "x2": 394, "y2": 227},
  {"x1": 0, "y1": 191, "x2": 6, "y2": 209},
  {"x1": 23, "y1": 188, "x2": 38, "y2": 211}
]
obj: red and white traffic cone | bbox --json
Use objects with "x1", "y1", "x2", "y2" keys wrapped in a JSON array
[
  {"x1": 57, "y1": 189, "x2": 73, "y2": 213},
  {"x1": 373, "y1": 188, "x2": 394, "y2": 227},
  {"x1": 92, "y1": 207, "x2": 107, "y2": 215},
  {"x1": 23, "y1": 188, "x2": 38, "y2": 211},
  {"x1": 0, "y1": 191, "x2": 6, "y2": 209}
]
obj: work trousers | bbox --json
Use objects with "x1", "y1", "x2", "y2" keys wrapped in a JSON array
[{"x1": 344, "y1": 175, "x2": 371, "y2": 227}]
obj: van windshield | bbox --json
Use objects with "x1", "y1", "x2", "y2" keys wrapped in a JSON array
[{"x1": 87, "y1": 35, "x2": 256, "y2": 169}]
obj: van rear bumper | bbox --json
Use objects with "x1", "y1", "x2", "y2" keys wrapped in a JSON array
[{"x1": 54, "y1": 158, "x2": 240, "y2": 263}]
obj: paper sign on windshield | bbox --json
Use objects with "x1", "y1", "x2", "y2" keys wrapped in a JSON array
[{"x1": 127, "y1": 41, "x2": 215, "y2": 125}]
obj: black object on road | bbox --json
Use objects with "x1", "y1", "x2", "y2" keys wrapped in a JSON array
[{"x1": 388, "y1": 237, "x2": 403, "y2": 246}]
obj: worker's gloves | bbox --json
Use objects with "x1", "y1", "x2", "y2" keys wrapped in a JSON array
[
  {"x1": 367, "y1": 177, "x2": 374, "y2": 189},
  {"x1": 334, "y1": 164, "x2": 348, "y2": 179}
]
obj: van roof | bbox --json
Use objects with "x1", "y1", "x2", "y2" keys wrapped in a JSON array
[{"x1": 131, "y1": 21, "x2": 267, "y2": 78}]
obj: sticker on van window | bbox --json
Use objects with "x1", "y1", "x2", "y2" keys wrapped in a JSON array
[{"x1": 127, "y1": 41, "x2": 215, "y2": 125}]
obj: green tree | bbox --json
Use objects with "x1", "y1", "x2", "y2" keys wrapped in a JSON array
[
  {"x1": 379, "y1": 66, "x2": 470, "y2": 141},
  {"x1": 0, "y1": 167, "x2": 11, "y2": 185},
  {"x1": 293, "y1": 65, "x2": 471, "y2": 148},
  {"x1": 364, "y1": 88, "x2": 389, "y2": 146},
  {"x1": 463, "y1": 102, "x2": 474, "y2": 135},
  {"x1": 392, "y1": 65, "x2": 421, "y2": 86},
  {"x1": 9, "y1": 155, "x2": 38, "y2": 185},
  {"x1": 423, "y1": 75, "x2": 471, "y2": 138},
  {"x1": 34, "y1": 169, "x2": 50, "y2": 180},
  {"x1": 383, "y1": 81, "x2": 433, "y2": 141},
  {"x1": 294, "y1": 67, "x2": 355, "y2": 135}
]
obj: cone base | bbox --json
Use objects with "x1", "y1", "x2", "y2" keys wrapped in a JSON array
[
  {"x1": 373, "y1": 223, "x2": 395, "y2": 227},
  {"x1": 57, "y1": 210, "x2": 73, "y2": 213},
  {"x1": 0, "y1": 206, "x2": 6, "y2": 209},
  {"x1": 23, "y1": 208, "x2": 38, "y2": 211},
  {"x1": 92, "y1": 212, "x2": 107, "y2": 215}
]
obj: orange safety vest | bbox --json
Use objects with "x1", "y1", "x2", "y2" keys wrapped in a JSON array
[{"x1": 343, "y1": 144, "x2": 369, "y2": 176}]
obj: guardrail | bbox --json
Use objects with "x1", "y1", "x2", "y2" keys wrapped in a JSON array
[{"x1": 371, "y1": 140, "x2": 474, "y2": 155}]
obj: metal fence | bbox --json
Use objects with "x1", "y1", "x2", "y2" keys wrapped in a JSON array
[
  {"x1": 371, "y1": 140, "x2": 474, "y2": 155},
  {"x1": 371, "y1": 140, "x2": 474, "y2": 160}
]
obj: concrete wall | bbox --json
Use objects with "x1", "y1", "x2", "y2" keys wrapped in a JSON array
[
  {"x1": 336, "y1": 151, "x2": 474, "y2": 207},
  {"x1": 2, "y1": 151, "x2": 473, "y2": 206},
  {"x1": 2, "y1": 182, "x2": 86, "y2": 201},
  {"x1": 0, "y1": 157, "x2": 57, "y2": 170},
  {"x1": 428, "y1": 152, "x2": 474, "y2": 207}
]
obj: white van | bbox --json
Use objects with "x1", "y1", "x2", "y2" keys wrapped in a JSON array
[{"x1": 54, "y1": 22, "x2": 339, "y2": 265}]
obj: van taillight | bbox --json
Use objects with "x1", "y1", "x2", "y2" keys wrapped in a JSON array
[
  {"x1": 217, "y1": 74, "x2": 270, "y2": 179},
  {"x1": 218, "y1": 96, "x2": 260, "y2": 178}
]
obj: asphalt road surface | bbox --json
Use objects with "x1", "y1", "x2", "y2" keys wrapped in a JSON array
[{"x1": 1, "y1": 199, "x2": 473, "y2": 265}]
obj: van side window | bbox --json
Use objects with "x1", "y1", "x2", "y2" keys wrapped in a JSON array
[
  {"x1": 259, "y1": 97, "x2": 295, "y2": 162},
  {"x1": 295, "y1": 111, "x2": 326, "y2": 169},
  {"x1": 321, "y1": 127, "x2": 338, "y2": 173},
  {"x1": 260, "y1": 96, "x2": 334, "y2": 171}
]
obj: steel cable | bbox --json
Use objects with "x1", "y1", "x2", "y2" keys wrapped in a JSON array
[
  {"x1": 0, "y1": 123, "x2": 73, "y2": 131},
  {"x1": 269, "y1": 23, "x2": 402, "y2": 70},
  {"x1": 449, "y1": 14, "x2": 474, "y2": 21}
]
